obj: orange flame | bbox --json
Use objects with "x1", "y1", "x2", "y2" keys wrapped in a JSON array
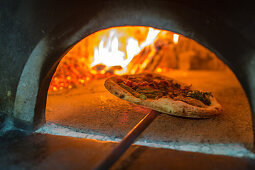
[
  {"x1": 90, "y1": 27, "x2": 160, "y2": 74},
  {"x1": 173, "y1": 34, "x2": 179, "y2": 44},
  {"x1": 48, "y1": 27, "x2": 177, "y2": 93}
]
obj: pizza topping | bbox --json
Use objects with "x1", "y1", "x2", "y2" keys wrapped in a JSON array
[
  {"x1": 145, "y1": 73, "x2": 153, "y2": 78},
  {"x1": 116, "y1": 78, "x2": 124, "y2": 83},
  {"x1": 114, "y1": 73, "x2": 213, "y2": 107},
  {"x1": 119, "y1": 83, "x2": 141, "y2": 98},
  {"x1": 139, "y1": 94, "x2": 147, "y2": 100},
  {"x1": 187, "y1": 90, "x2": 212, "y2": 106},
  {"x1": 173, "y1": 96, "x2": 207, "y2": 107}
]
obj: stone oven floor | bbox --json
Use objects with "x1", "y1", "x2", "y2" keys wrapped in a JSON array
[
  {"x1": 1, "y1": 133, "x2": 255, "y2": 170},
  {"x1": 42, "y1": 70, "x2": 254, "y2": 157}
]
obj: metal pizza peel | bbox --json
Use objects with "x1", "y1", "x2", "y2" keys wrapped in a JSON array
[{"x1": 93, "y1": 83, "x2": 161, "y2": 170}]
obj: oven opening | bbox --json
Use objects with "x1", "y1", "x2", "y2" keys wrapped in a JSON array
[{"x1": 40, "y1": 26, "x2": 253, "y2": 158}]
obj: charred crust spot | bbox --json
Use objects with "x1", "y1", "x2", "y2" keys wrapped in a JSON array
[{"x1": 120, "y1": 94, "x2": 125, "y2": 98}]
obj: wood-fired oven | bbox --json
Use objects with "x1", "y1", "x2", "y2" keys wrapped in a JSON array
[{"x1": 1, "y1": 0, "x2": 255, "y2": 169}]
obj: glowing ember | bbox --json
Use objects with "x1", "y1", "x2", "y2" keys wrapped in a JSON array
[{"x1": 156, "y1": 67, "x2": 162, "y2": 73}]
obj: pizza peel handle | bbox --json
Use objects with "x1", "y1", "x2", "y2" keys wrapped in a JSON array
[{"x1": 93, "y1": 110, "x2": 160, "y2": 170}]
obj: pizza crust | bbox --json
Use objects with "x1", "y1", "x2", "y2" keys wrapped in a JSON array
[{"x1": 104, "y1": 75, "x2": 223, "y2": 118}]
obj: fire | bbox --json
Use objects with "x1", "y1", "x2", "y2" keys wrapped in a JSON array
[
  {"x1": 90, "y1": 27, "x2": 160, "y2": 74},
  {"x1": 91, "y1": 30, "x2": 125, "y2": 68},
  {"x1": 173, "y1": 34, "x2": 179, "y2": 44},
  {"x1": 48, "y1": 26, "x2": 181, "y2": 93},
  {"x1": 156, "y1": 68, "x2": 162, "y2": 73},
  {"x1": 48, "y1": 26, "x2": 223, "y2": 93}
]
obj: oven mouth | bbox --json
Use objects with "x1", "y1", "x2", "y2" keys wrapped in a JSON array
[
  {"x1": 8, "y1": 1, "x2": 255, "y2": 158},
  {"x1": 30, "y1": 26, "x2": 254, "y2": 158},
  {"x1": 36, "y1": 122, "x2": 255, "y2": 158},
  {"x1": 47, "y1": 26, "x2": 226, "y2": 94}
]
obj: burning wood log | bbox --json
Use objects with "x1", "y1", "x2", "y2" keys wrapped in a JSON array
[
  {"x1": 126, "y1": 46, "x2": 152, "y2": 74},
  {"x1": 126, "y1": 37, "x2": 175, "y2": 73}
]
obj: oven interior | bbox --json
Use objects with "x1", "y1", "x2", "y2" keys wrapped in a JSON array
[{"x1": 37, "y1": 26, "x2": 254, "y2": 158}]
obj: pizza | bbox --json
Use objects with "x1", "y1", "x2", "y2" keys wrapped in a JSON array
[{"x1": 104, "y1": 73, "x2": 222, "y2": 118}]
